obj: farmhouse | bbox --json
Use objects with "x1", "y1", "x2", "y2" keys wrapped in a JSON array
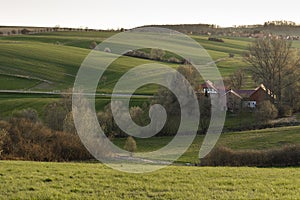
[
  {"x1": 201, "y1": 80, "x2": 218, "y2": 95},
  {"x1": 223, "y1": 89, "x2": 242, "y2": 112},
  {"x1": 200, "y1": 80, "x2": 274, "y2": 112}
]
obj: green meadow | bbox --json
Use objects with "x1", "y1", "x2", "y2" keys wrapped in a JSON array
[
  {"x1": 112, "y1": 125, "x2": 300, "y2": 164},
  {"x1": 0, "y1": 161, "x2": 298, "y2": 199}
]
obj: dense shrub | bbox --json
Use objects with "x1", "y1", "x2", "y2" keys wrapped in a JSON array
[
  {"x1": 167, "y1": 57, "x2": 183, "y2": 64},
  {"x1": 208, "y1": 37, "x2": 224, "y2": 42},
  {"x1": 0, "y1": 129, "x2": 8, "y2": 159},
  {"x1": 256, "y1": 100, "x2": 278, "y2": 123},
  {"x1": 0, "y1": 118, "x2": 91, "y2": 161},
  {"x1": 12, "y1": 108, "x2": 39, "y2": 123},
  {"x1": 200, "y1": 145, "x2": 300, "y2": 167},
  {"x1": 124, "y1": 136, "x2": 137, "y2": 156},
  {"x1": 89, "y1": 41, "x2": 97, "y2": 49},
  {"x1": 124, "y1": 50, "x2": 150, "y2": 59},
  {"x1": 278, "y1": 105, "x2": 293, "y2": 117},
  {"x1": 150, "y1": 48, "x2": 165, "y2": 61}
]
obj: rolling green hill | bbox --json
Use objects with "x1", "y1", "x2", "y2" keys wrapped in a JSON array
[
  {"x1": 0, "y1": 31, "x2": 252, "y2": 92},
  {"x1": 1, "y1": 30, "x2": 299, "y2": 117},
  {"x1": 0, "y1": 30, "x2": 255, "y2": 117}
]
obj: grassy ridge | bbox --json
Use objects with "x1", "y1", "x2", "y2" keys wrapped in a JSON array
[{"x1": 0, "y1": 161, "x2": 298, "y2": 199}]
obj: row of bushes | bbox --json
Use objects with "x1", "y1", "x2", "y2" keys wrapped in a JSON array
[
  {"x1": 199, "y1": 145, "x2": 300, "y2": 167},
  {"x1": 224, "y1": 121, "x2": 300, "y2": 132},
  {"x1": 124, "y1": 49, "x2": 185, "y2": 64}
]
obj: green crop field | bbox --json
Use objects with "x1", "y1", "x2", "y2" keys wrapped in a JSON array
[
  {"x1": 0, "y1": 31, "x2": 252, "y2": 90},
  {"x1": 0, "y1": 161, "x2": 298, "y2": 199},
  {"x1": 1, "y1": 30, "x2": 300, "y2": 126},
  {"x1": 0, "y1": 30, "x2": 256, "y2": 117}
]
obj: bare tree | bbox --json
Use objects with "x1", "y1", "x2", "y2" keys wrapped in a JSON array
[
  {"x1": 176, "y1": 65, "x2": 199, "y2": 89},
  {"x1": 129, "y1": 106, "x2": 144, "y2": 126},
  {"x1": 63, "y1": 111, "x2": 76, "y2": 134},
  {"x1": 245, "y1": 37, "x2": 300, "y2": 106},
  {"x1": 227, "y1": 69, "x2": 245, "y2": 90}
]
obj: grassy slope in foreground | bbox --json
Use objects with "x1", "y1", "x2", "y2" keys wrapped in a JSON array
[{"x1": 0, "y1": 161, "x2": 299, "y2": 199}]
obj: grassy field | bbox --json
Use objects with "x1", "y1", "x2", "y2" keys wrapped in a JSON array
[
  {"x1": 0, "y1": 31, "x2": 252, "y2": 91},
  {"x1": 0, "y1": 161, "x2": 299, "y2": 199},
  {"x1": 0, "y1": 31, "x2": 255, "y2": 117},
  {"x1": 112, "y1": 126, "x2": 300, "y2": 164},
  {"x1": 0, "y1": 94, "x2": 147, "y2": 119}
]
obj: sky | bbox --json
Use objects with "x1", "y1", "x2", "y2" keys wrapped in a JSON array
[{"x1": 1, "y1": 0, "x2": 300, "y2": 29}]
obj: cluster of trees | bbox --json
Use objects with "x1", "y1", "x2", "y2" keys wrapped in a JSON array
[
  {"x1": 0, "y1": 26, "x2": 125, "y2": 36},
  {"x1": 217, "y1": 37, "x2": 300, "y2": 126},
  {"x1": 96, "y1": 65, "x2": 211, "y2": 137},
  {"x1": 264, "y1": 21, "x2": 298, "y2": 27},
  {"x1": 200, "y1": 144, "x2": 300, "y2": 167},
  {"x1": 0, "y1": 28, "x2": 32, "y2": 36}
]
